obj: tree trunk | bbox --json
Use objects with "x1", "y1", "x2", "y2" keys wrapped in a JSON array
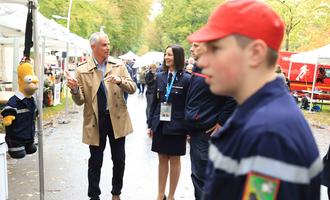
[{"x1": 285, "y1": 34, "x2": 289, "y2": 51}]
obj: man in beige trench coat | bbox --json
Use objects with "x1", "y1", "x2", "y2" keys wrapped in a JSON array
[{"x1": 66, "y1": 32, "x2": 136, "y2": 200}]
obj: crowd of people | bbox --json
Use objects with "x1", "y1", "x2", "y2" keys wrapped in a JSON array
[{"x1": 65, "y1": 1, "x2": 328, "y2": 200}]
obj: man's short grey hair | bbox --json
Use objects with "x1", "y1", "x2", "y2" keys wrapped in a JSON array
[{"x1": 89, "y1": 32, "x2": 109, "y2": 46}]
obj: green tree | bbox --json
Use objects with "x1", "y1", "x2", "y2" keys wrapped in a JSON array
[
  {"x1": 266, "y1": 0, "x2": 330, "y2": 51},
  {"x1": 111, "y1": 0, "x2": 153, "y2": 55},
  {"x1": 148, "y1": 0, "x2": 223, "y2": 53},
  {"x1": 39, "y1": 0, "x2": 153, "y2": 56}
]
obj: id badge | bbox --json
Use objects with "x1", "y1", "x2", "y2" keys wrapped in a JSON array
[{"x1": 160, "y1": 102, "x2": 172, "y2": 121}]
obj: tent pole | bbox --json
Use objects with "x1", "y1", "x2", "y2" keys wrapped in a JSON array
[
  {"x1": 288, "y1": 59, "x2": 293, "y2": 80},
  {"x1": 309, "y1": 58, "x2": 319, "y2": 112},
  {"x1": 12, "y1": 38, "x2": 19, "y2": 91},
  {"x1": 1, "y1": 45, "x2": 5, "y2": 84},
  {"x1": 31, "y1": 1, "x2": 45, "y2": 200},
  {"x1": 70, "y1": 45, "x2": 78, "y2": 113},
  {"x1": 59, "y1": 0, "x2": 73, "y2": 124}
]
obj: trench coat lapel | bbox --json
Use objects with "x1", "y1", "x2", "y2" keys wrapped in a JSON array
[
  {"x1": 104, "y1": 62, "x2": 113, "y2": 77},
  {"x1": 87, "y1": 59, "x2": 102, "y2": 103}
]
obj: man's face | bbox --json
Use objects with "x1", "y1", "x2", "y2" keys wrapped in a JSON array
[
  {"x1": 190, "y1": 42, "x2": 207, "y2": 61},
  {"x1": 92, "y1": 36, "x2": 110, "y2": 61},
  {"x1": 197, "y1": 36, "x2": 248, "y2": 96}
]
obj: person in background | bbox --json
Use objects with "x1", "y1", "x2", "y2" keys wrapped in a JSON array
[
  {"x1": 187, "y1": 57, "x2": 195, "y2": 66},
  {"x1": 188, "y1": 0, "x2": 322, "y2": 199},
  {"x1": 185, "y1": 42, "x2": 236, "y2": 200},
  {"x1": 138, "y1": 66, "x2": 147, "y2": 94},
  {"x1": 156, "y1": 62, "x2": 163, "y2": 73},
  {"x1": 145, "y1": 64, "x2": 157, "y2": 123},
  {"x1": 185, "y1": 64, "x2": 193, "y2": 74},
  {"x1": 148, "y1": 45, "x2": 191, "y2": 200},
  {"x1": 185, "y1": 57, "x2": 195, "y2": 74},
  {"x1": 124, "y1": 60, "x2": 134, "y2": 101}
]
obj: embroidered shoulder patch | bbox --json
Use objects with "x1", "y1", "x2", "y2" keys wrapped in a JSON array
[{"x1": 242, "y1": 172, "x2": 280, "y2": 200}]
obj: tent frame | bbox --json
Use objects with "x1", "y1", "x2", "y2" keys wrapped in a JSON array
[
  {"x1": 31, "y1": 1, "x2": 45, "y2": 200},
  {"x1": 288, "y1": 53, "x2": 330, "y2": 112}
]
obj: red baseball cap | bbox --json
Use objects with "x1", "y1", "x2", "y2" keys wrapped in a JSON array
[{"x1": 188, "y1": 0, "x2": 285, "y2": 51}]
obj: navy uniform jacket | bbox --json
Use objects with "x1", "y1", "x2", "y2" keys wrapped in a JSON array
[
  {"x1": 1, "y1": 92, "x2": 37, "y2": 142},
  {"x1": 204, "y1": 77, "x2": 322, "y2": 200},
  {"x1": 148, "y1": 71, "x2": 191, "y2": 135},
  {"x1": 145, "y1": 71, "x2": 156, "y2": 95},
  {"x1": 185, "y1": 65, "x2": 236, "y2": 132}
]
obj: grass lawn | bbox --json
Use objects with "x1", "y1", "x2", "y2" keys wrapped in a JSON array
[
  {"x1": 43, "y1": 95, "x2": 74, "y2": 122},
  {"x1": 302, "y1": 104, "x2": 330, "y2": 127}
]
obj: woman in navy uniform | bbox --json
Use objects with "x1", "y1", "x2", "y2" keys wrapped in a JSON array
[{"x1": 148, "y1": 45, "x2": 191, "y2": 200}]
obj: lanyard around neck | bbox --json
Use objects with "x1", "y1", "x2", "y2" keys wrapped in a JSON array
[{"x1": 165, "y1": 72, "x2": 176, "y2": 102}]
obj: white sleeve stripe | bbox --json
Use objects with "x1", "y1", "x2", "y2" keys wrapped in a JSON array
[
  {"x1": 8, "y1": 146, "x2": 25, "y2": 152},
  {"x1": 17, "y1": 109, "x2": 30, "y2": 114},
  {"x1": 209, "y1": 144, "x2": 323, "y2": 184},
  {"x1": 2, "y1": 106, "x2": 17, "y2": 111}
]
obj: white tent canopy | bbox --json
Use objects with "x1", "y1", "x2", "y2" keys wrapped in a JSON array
[
  {"x1": 289, "y1": 43, "x2": 330, "y2": 112},
  {"x1": 133, "y1": 51, "x2": 163, "y2": 68},
  {"x1": 290, "y1": 44, "x2": 330, "y2": 65},
  {"x1": 119, "y1": 51, "x2": 139, "y2": 60},
  {"x1": 0, "y1": 24, "x2": 23, "y2": 37},
  {"x1": 0, "y1": 2, "x2": 90, "y2": 86},
  {"x1": 0, "y1": 3, "x2": 90, "y2": 52},
  {"x1": 0, "y1": 0, "x2": 34, "y2": 3}
]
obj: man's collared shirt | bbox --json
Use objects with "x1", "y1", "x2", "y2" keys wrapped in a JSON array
[
  {"x1": 93, "y1": 57, "x2": 107, "y2": 77},
  {"x1": 93, "y1": 57, "x2": 108, "y2": 106}
]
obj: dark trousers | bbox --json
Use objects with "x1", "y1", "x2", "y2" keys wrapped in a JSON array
[
  {"x1": 88, "y1": 112, "x2": 126, "y2": 199},
  {"x1": 140, "y1": 84, "x2": 145, "y2": 94},
  {"x1": 124, "y1": 92, "x2": 128, "y2": 102},
  {"x1": 137, "y1": 83, "x2": 145, "y2": 94},
  {"x1": 190, "y1": 131, "x2": 210, "y2": 200}
]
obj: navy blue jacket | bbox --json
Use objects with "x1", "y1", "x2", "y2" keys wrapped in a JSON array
[
  {"x1": 321, "y1": 145, "x2": 330, "y2": 187},
  {"x1": 145, "y1": 71, "x2": 156, "y2": 95},
  {"x1": 185, "y1": 66, "x2": 236, "y2": 132},
  {"x1": 204, "y1": 77, "x2": 322, "y2": 200},
  {"x1": 1, "y1": 92, "x2": 37, "y2": 142},
  {"x1": 148, "y1": 71, "x2": 191, "y2": 135}
]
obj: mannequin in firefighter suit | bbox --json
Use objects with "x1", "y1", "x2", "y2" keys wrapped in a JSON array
[{"x1": 1, "y1": 62, "x2": 39, "y2": 159}]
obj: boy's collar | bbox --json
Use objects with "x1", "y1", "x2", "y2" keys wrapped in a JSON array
[{"x1": 15, "y1": 91, "x2": 26, "y2": 100}]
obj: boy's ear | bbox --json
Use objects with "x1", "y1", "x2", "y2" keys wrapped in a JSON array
[{"x1": 246, "y1": 39, "x2": 268, "y2": 69}]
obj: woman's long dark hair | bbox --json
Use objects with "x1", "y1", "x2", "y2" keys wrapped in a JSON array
[{"x1": 163, "y1": 45, "x2": 185, "y2": 72}]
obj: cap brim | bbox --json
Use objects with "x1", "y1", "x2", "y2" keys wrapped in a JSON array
[{"x1": 188, "y1": 25, "x2": 228, "y2": 43}]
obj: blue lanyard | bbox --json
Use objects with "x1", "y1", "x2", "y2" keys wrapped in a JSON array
[{"x1": 165, "y1": 72, "x2": 176, "y2": 102}]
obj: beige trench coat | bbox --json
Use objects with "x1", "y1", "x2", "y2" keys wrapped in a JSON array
[{"x1": 71, "y1": 57, "x2": 136, "y2": 146}]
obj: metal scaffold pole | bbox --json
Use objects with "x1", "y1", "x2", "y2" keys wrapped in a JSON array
[{"x1": 31, "y1": 0, "x2": 45, "y2": 199}]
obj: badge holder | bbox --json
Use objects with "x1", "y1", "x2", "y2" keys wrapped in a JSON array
[
  {"x1": 160, "y1": 102, "x2": 172, "y2": 121},
  {"x1": 160, "y1": 72, "x2": 176, "y2": 122}
]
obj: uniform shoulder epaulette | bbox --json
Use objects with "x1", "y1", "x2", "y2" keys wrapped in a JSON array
[{"x1": 78, "y1": 61, "x2": 87, "y2": 67}]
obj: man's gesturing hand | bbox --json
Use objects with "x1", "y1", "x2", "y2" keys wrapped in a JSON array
[
  {"x1": 65, "y1": 71, "x2": 78, "y2": 93},
  {"x1": 105, "y1": 75, "x2": 122, "y2": 85}
]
